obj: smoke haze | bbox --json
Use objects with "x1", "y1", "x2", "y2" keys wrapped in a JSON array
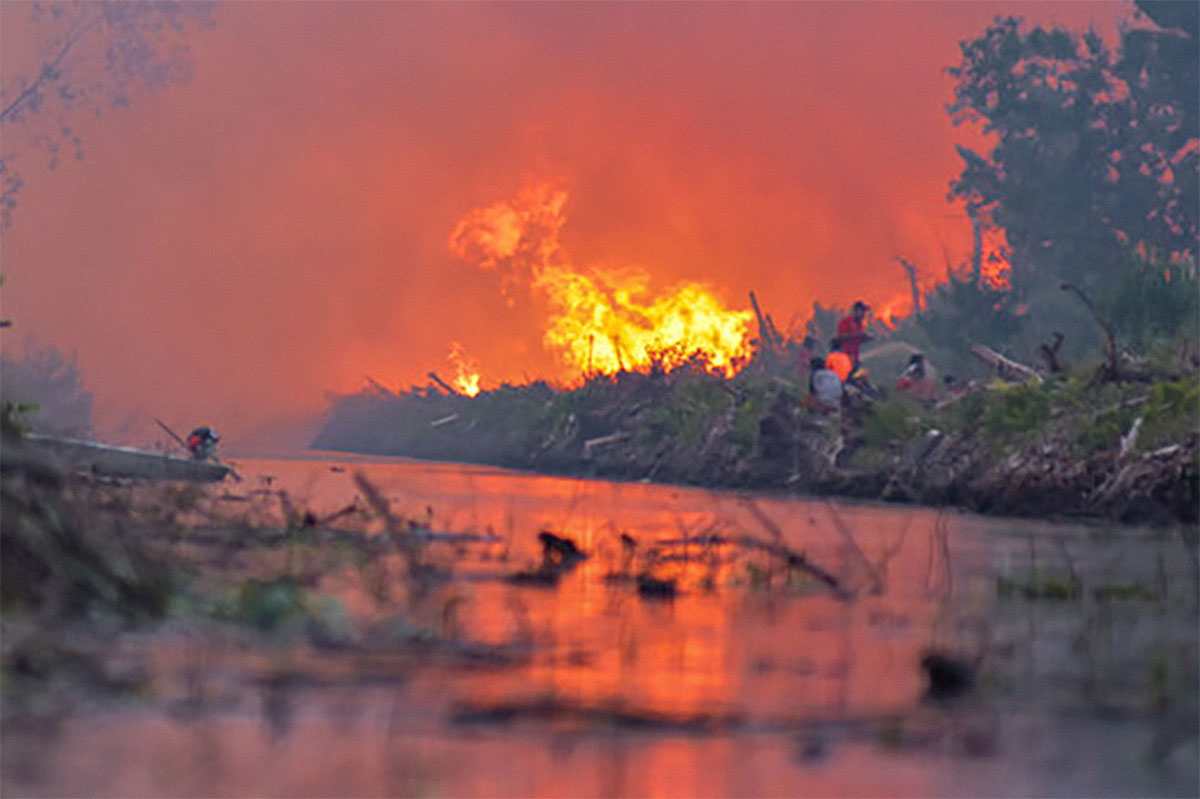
[{"x1": 0, "y1": 1, "x2": 1131, "y2": 448}]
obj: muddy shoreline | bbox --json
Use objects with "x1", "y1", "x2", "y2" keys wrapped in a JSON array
[
  {"x1": 312, "y1": 435, "x2": 1199, "y2": 527},
  {"x1": 311, "y1": 378, "x2": 1199, "y2": 526}
]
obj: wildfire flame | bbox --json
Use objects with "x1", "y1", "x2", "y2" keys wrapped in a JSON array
[
  {"x1": 449, "y1": 182, "x2": 753, "y2": 379},
  {"x1": 448, "y1": 342, "x2": 481, "y2": 397},
  {"x1": 875, "y1": 292, "x2": 912, "y2": 326},
  {"x1": 975, "y1": 223, "x2": 1013, "y2": 291}
]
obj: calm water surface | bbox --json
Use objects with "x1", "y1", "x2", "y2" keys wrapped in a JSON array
[{"x1": 4, "y1": 452, "x2": 1197, "y2": 797}]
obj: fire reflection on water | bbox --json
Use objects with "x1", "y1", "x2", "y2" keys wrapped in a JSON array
[{"x1": 2, "y1": 454, "x2": 1195, "y2": 798}]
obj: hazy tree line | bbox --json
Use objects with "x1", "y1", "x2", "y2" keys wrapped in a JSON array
[{"x1": 855, "y1": 0, "x2": 1199, "y2": 381}]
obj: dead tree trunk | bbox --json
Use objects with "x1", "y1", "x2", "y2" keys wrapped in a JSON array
[
  {"x1": 967, "y1": 201, "x2": 983, "y2": 287},
  {"x1": 1060, "y1": 283, "x2": 1121, "y2": 382},
  {"x1": 749, "y1": 290, "x2": 777, "y2": 359},
  {"x1": 896, "y1": 257, "x2": 921, "y2": 317}
]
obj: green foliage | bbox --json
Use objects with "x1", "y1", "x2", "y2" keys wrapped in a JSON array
[
  {"x1": 2, "y1": 399, "x2": 38, "y2": 435},
  {"x1": 863, "y1": 395, "x2": 928, "y2": 450},
  {"x1": 730, "y1": 394, "x2": 763, "y2": 452},
  {"x1": 1103, "y1": 252, "x2": 1199, "y2": 351},
  {"x1": 997, "y1": 572, "x2": 1080, "y2": 600},
  {"x1": 978, "y1": 382, "x2": 1052, "y2": 448},
  {"x1": 916, "y1": 271, "x2": 1025, "y2": 354},
  {"x1": 1140, "y1": 377, "x2": 1200, "y2": 451},
  {"x1": 214, "y1": 577, "x2": 354, "y2": 644},
  {"x1": 0, "y1": 338, "x2": 93, "y2": 438},
  {"x1": 222, "y1": 577, "x2": 309, "y2": 631},
  {"x1": 1072, "y1": 395, "x2": 1139, "y2": 455},
  {"x1": 648, "y1": 378, "x2": 728, "y2": 448},
  {"x1": 1065, "y1": 376, "x2": 1198, "y2": 455}
]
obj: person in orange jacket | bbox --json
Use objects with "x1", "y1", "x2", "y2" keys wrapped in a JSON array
[{"x1": 825, "y1": 339, "x2": 853, "y2": 382}]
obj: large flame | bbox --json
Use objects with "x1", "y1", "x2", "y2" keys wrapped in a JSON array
[{"x1": 450, "y1": 182, "x2": 753, "y2": 379}]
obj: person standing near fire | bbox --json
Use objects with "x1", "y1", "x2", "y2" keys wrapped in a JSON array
[{"x1": 836, "y1": 300, "x2": 873, "y2": 367}]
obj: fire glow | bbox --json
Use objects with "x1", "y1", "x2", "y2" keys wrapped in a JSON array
[
  {"x1": 448, "y1": 342, "x2": 481, "y2": 397},
  {"x1": 449, "y1": 182, "x2": 754, "y2": 381}
]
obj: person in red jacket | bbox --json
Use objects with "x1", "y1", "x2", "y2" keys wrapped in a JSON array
[
  {"x1": 836, "y1": 300, "x2": 873, "y2": 365},
  {"x1": 186, "y1": 426, "x2": 220, "y2": 460}
]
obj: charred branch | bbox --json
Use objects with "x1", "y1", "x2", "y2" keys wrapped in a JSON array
[
  {"x1": 749, "y1": 291, "x2": 778, "y2": 358},
  {"x1": 1038, "y1": 332, "x2": 1066, "y2": 373},
  {"x1": 427, "y1": 371, "x2": 462, "y2": 397}
]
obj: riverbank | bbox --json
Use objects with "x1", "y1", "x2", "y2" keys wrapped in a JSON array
[{"x1": 312, "y1": 368, "x2": 1200, "y2": 525}]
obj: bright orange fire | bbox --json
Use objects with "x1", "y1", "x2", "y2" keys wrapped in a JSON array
[
  {"x1": 874, "y1": 292, "x2": 912, "y2": 327},
  {"x1": 979, "y1": 226, "x2": 1012, "y2": 290},
  {"x1": 448, "y1": 342, "x2": 482, "y2": 396},
  {"x1": 449, "y1": 182, "x2": 753, "y2": 379}
]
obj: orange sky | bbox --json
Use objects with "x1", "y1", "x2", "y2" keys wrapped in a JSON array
[{"x1": 0, "y1": 1, "x2": 1133, "y2": 448}]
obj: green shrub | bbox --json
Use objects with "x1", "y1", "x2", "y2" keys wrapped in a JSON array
[
  {"x1": 863, "y1": 395, "x2": 928, "y2": 449},
  {"x1": 979, "y1": 382, "x2": 1052, "y2": 448}
]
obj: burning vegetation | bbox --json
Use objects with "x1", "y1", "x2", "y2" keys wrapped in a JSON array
[{"x1": 448, "y1": 182, "x2": 754, "y2": 384}]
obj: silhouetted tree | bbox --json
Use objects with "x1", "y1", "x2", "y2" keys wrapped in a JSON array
[
  {"x1": 947, "y1": 2, "x2": 1198, "y2": 294},
  {"x1": 0, "y1": 1, "x2": 214, "y2": 226},
  {"x1": 0, "y1": 338, "x2": 93, "y2": 438}
]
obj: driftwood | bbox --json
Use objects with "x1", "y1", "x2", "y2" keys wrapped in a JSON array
[
  {"x1": 583, "y1": 431, "x2": 631, "y2": 455},
  {"x1": 970, "y1": 343, "x2": 1043, "y2": 384},
  {"x1": 1118, "y1": 416, "x2": 1143, "y2": 459}
]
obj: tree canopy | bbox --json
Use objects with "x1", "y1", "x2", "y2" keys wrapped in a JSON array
[
  {"x1": 0, "y1": 1, "x2": 213, "y2": 226},
  {"x1": 948, "y1": 0, "x2": 1198, "y2": 294}
]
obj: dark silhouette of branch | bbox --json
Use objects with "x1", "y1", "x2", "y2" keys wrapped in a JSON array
[
  {"x1": 1038, "y1": 332, "x2": 1065, "y2": 373},
  {"x1": 895, "y1": 257, "x2": 921, "y2": 317},
  {"x1": 1060, "y1": 283, "x2": 1119, "y2": 377},
  {"x1": 0, "y1": 9, "x2": 102, "y2": 125}
]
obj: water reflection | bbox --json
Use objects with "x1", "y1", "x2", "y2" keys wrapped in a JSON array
[{"x1": 2, "y1": 453, "x2": 1195, "y2": 797}]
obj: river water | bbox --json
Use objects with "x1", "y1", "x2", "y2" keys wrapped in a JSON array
[{"x1": 4, "y1": 453, "x2": 1198, "y2": 797}]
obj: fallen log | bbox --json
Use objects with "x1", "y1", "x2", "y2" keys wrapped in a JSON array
[
  {"x1": 583, "y1": 431, "x2": 631, "y2": 455},
  {"x1": 970, "y1": 343, "x2": 1042, "y2": 384}
]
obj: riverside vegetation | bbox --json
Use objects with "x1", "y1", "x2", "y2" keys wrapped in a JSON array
[{"x1": 313, "y1": 326, "x2": 1199, "y2": 525}]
